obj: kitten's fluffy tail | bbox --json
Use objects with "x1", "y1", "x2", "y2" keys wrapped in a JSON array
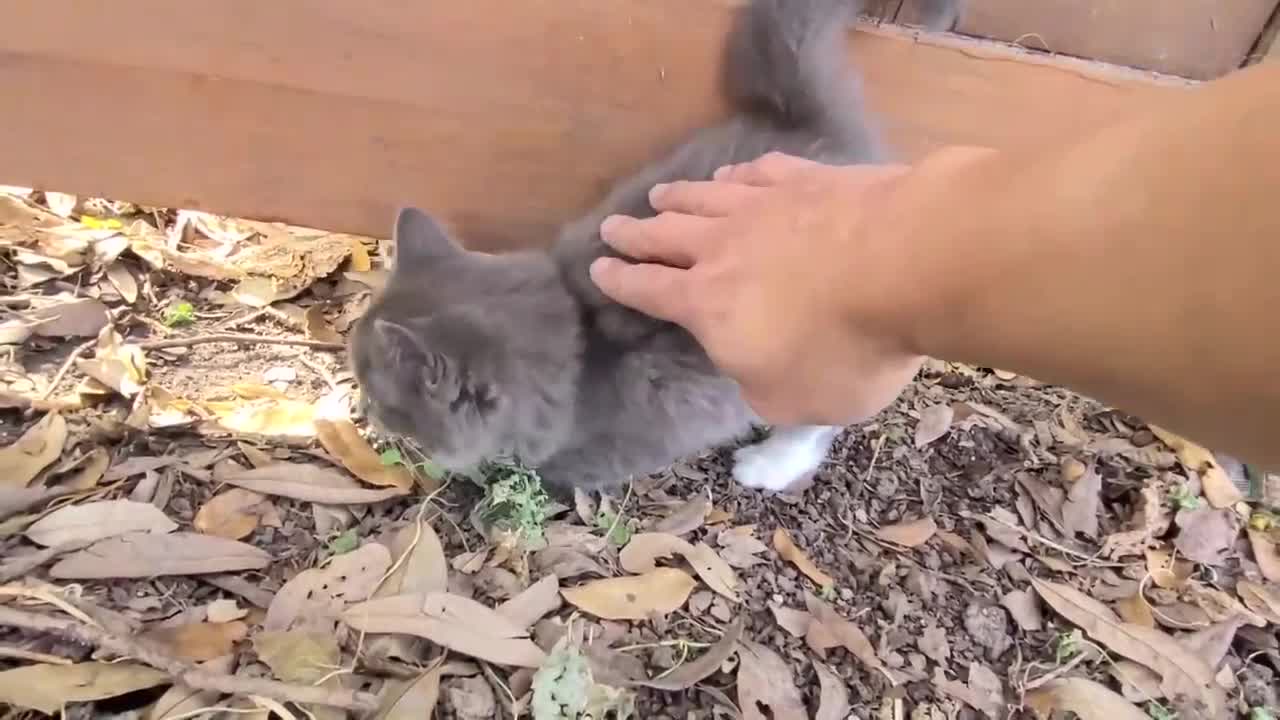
[{"x1": 722, "y1": 0, "x2": 866, "y2": 138}]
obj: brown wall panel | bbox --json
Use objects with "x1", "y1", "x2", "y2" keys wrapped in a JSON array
[
  {"x1": 956, "y1": 0, "x2": 1278, "y2": 79},
  {"x1": 0, "y1": 2, "x2": 1189, "y2": 251}
]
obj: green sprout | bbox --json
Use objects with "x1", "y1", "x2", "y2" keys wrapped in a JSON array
[
  {"x1": 1053, "y1": 629, "x2": 1083, "y2": 665},
  {"x1": 163, "y1": 301, "x2": 196, "y2": 327},
  {"x1": 1166, "y1": 483, "x2": 1200, "y2": 511},
  {"x1": 478, "y1": 459, "x2": 551, "y2": 547},
  {"x1": 594, "y1": 509, "x2": 633, "y2": 546}
]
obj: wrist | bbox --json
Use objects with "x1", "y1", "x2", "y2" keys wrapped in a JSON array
[{"x1": 873, "y1": 145, "x2": 1009, "y2": 362}]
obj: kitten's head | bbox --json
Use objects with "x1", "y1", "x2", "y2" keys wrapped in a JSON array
[{"x1": 349, "y1": 207, "x2": 582, "y2": 470}]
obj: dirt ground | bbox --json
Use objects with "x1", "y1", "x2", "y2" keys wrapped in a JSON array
[{"x1": 1, "y1": 189, "x2": 1278, "y2": 720}]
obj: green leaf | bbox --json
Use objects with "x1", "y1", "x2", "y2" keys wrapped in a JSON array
[
  {"x1": 163, "y1": 301, "x2": 196, "y2": 327},
  {"x1": 328, "y1": 528, "x2": 359, "y2": 555},
  {"x1": 379, "y1": 448, "x2": 404, "y2": 466}
]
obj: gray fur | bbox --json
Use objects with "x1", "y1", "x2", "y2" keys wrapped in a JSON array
[{"x1": 350, "y1": 0, "x2": 933, "y2": 494}]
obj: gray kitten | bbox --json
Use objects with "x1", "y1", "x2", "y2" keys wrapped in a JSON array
[{"x1": 351, "y1": 0, "x2": 936, "y2": 495}]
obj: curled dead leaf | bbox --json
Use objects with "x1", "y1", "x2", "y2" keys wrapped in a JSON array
[
  {"x1": 142, "y1": 621, "x2": 249, "y2": 662},
  {"x1": 497, "y1": 574, "x2": 562, "y2": 631},
  {"x1": 253, "y1": 630, "x2": 341, "y2": 683},
  {"x1": 652, "y1": 494, "x2": 711, "y2": 536},
  {"x1": 773, "y1": 527, "x2": 833, "y2": 589},
  {"x1": 0, "y1": 661, "x2": 169, "y2": 715},
  {"x1": 50, "y1": 531, "x2": 271, "y2": 579},
  {"x1": 266, "y1": 543, "x2": 392, "y2": 632},
  {"x1": 619, "y1": 532, "x2": 739, "y2": 602},
  {"x1": 1172, "y1": 507, "x2": 1238, "y2": 567},
  {"x1": 1247, "y1": 529, "x2": 1280, "y2": 583},
  {"x1": 1030, "y1": 578, "x2": 1223, "y2": 717},
  {"x1": 874, "y1": 516, "x2": 937, "y2": 547},
  {"x1": 221, "y1": 463, "x2": 409, "y2": 504},
  {"x1": 0, "y1": 412, "x2": 68, "y2": 488},
  {"x1": 737, "y1": 640, "x2": 806, "y2": 720},
  {"x1": 1150, "y1": 425, "x2": 1243, "y2": 508},
  {"x1": 1145, "y1": 548, "x2": 1194, "y2": 590},
  {"x1": 1026, "y1": 677, "x2": 1147, "y2": 720},
  {"x1": 31, "y1": 298, "x2": 110, "y2": 338},
  {"x1": 813, "y1": 659, "x2": 850, "y2": 720},
  {"x1": 1236, "y1": 580, "x2": 1280, "y2": 624},
  {"x1": 314, "y1": 418, "x2": 415, "y2": 491},
  {"x1": 914, "y1": 403, "x2": 954, "y2": 448},
  {"x1": 343, "y1": 592, "x2": 547, "y2": 668},
  {"x1": 561, "y1": 567, "x2": 696, "y2": 621},
  {"x1": 25, "y1": 499, "x2": 176, "y2": 547},
  {"x1": 805, "y1": 593, "x2": 893, "y2": 684},
  {"x1": 194, "y1": 488, "x2": 275, "y2": 540}
]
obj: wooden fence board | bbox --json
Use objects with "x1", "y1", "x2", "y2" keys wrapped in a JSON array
[
  {"x1": 956, "y1": 0, "x2": 1279, "y2": 80},
  {"x1": 0, "y1": 1, "x2": 1190, "y2": 251}
]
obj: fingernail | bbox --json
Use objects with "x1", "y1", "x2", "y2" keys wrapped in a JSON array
[
  {"x1": 600, "y1": 215, "x2": 630, "y2": 236},
  {"x1": 649, "y1": 183, "x2": 669, "y2": 202},
  {"x1": 589, "y1": 257, "x2": 619, "y2": 279},
  {"x1": 712, "y1": 165, "x2": 732, "y2": 180}
]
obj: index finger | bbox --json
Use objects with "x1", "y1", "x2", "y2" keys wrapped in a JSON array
[{"x1": 588, "y1": 257, "x2": 698, "y2": 329}]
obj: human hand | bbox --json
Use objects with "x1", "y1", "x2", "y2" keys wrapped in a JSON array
[{"x1": 589, "y1": 151, "x2": 943, "y2": 425}]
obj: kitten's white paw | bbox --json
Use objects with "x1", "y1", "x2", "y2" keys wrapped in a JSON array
[{"x1": 731, "y1": 443, "x2": 820, "y2": 492}]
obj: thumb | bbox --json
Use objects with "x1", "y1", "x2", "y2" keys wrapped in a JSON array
[{"x1": 589, "y1": 257, "x2": 697, "y2": 328}]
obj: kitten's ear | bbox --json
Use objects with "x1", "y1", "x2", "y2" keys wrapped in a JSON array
[
  {"x1": 393, "y1": 206, "x2": 460, "y2": 269},
  {"x1": 373, "y1": 318, "x2": 447, "y2": 391}
]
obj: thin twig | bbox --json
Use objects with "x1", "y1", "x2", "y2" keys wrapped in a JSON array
[
  {"x1": 39, "y1": 338, "x2": 95, "y2": 400},
  {"x1": 140, "y1": 333, "x2": 344, "y2": 352},
  {"x1": 0, "y1": 606, "x2": 380, "y2": 712}
]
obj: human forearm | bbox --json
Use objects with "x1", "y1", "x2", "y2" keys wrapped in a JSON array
[{"x1": 897, "y1": 62, "x2": 1280, "y2": 467}]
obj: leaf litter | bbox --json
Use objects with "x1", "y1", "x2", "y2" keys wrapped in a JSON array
[{"x1": 3, "y1": 185, "x2": 1278, "y2": 719}]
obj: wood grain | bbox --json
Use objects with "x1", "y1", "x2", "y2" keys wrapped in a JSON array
[
  {"x1": 955, "y1": 0, "x2": 1279, "y2": 80},
  {"x1": 0, "y1": 1, "x2": 1191, "y2": 251}
]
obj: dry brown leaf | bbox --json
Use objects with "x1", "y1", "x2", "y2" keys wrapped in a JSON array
[
  {"x1": 375, "y1": 664, "x2": 442, "y2": 720},
  {"x1": 342, "y1": 592, "x2": 547, "y2": 668},
  {"x1": 805, "y1": 593, "x2": 893, "y2": 682},
  {"x1": 619, "y1": 532, "x2": 739, "y2": 602},
  {"x1": 377, "y1": 520, "x2": 449, "y2": 597},
  {"x1": 266, "y1": 543, "x2": 392, "y2": 632},
  {"x1": 813, "y1": 659, "x2": 851, "y2": 720},
  {"x1": 25, "y1": 499, "x2": 176, "y2": 547},
  {"x1": 533, "y1": 546, "x2": 607, "y2": 579},
  {"x1": 65, "y1": 447, "x2": 110, "y2": 490},
  {"x1": 497, "y1": 574, "x2": 562, "y2": 630},
  {"x1": 105, "y1": 262, "x2": 139, "y2": 304},
  {"x1": 303, "y1": 305, "x2": 343, "y2": 344},
  {"x1": 146, "y1": 655, "x2": 235, "y2": 720},
  {"x1": 769, "y1": 604, "x2": 813, "y2": 637},
  {"x1": 1149, "y1": 425, "x2": 1242, "y2": 508},
  {"x1": 652, "y1": 494, "x2": 711, "y2": 536},
  {"x1": 314, "y1": 419, "x2": 415, "y2": 491},
  {"x1": 30, "y1": 298, "x2": 110, "y2": 338},
  {"x1": 1236, "y1": 580, "x2": 1280, "y2": 624},
  {"x1": 43, "y1": 191, "x2": 77, "y2": 217},
  {"x1": 1000, "y1": 588, "x2": 1044, "y2": 631},
  {"x1": 914, "y1": 403, "x2": 954, "y2": 448},
  {"x1": 1026, "y1": 677, "x2": 1147, "y2": 720},
  {"x1": 207, "y1": 599, "x2": 248, "y2": 624},
  {"x1": 50, "y1": 531, "x2": 271, "y2": 579},
  {"x1": 773, "y1": 527, "x2": 833, "y2": 589},
  {"x1": 237, "y1": 442, "x2": 275, "y2": 469},
  {"x1": 633, "y1": 617, "x2": 744, "y2": 691},
  {"x1": 737, "y1": 640, "x2": 807, "y2": 720},
  {"x1": 1030, "y1": 578, "x2": 1223, "y2": 716},
  {"x1": 0, "y1": 661, "x2": 169, "y2": 714},
  {"x1": 561, "y1": 567, "x2": 696, "y2": 621},
  {"x1": 142, "y1": 621, "x2": 249, "y2": 662},
  {"x1": 932, "y1": 664, "x2": 1004, "y2": 719},
  {"x1": 1172, "y1": 508, "x2": 1238, "y2": 566},
  {"x1": 76, "y1": 326, "x2": 147, "y2": 398},
  {"x1": 253, "y1": 630, "x2": 341, "y2": 683},
  {"x1": 221, "y1": 463, "x2": 409, "y2": 504},
  {"x1": 1060, "y1": 458, "x2": 1101, "y2": 539},
  {"x1": 1247, "y1": 529, "x2": 1280, "y2": 583},
  {"x1": 875, "y1": 516, "x2": 937, "y2": 547},
  {"x1": 1102, "y1": 485, "x2": 1171, "y2": 559},
  {"x1": 194, "y1": 488, "x2": 274, "y2": 540},
  {"x1": 205, "y1": 396, "x2": 317, "y2": 437},
  {"x1": 1145, "y1": 548, "x2": 1195, "y2": 589},
  {"x1": 716, "y1": 526, "x2": 769, "y2": 569},
  {"x1": 1115, "y1": 591, "x2": 1155, "y2": 628},
  {"x1": 0, "y1": 412, "x2": 67, "y2": 488}
]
